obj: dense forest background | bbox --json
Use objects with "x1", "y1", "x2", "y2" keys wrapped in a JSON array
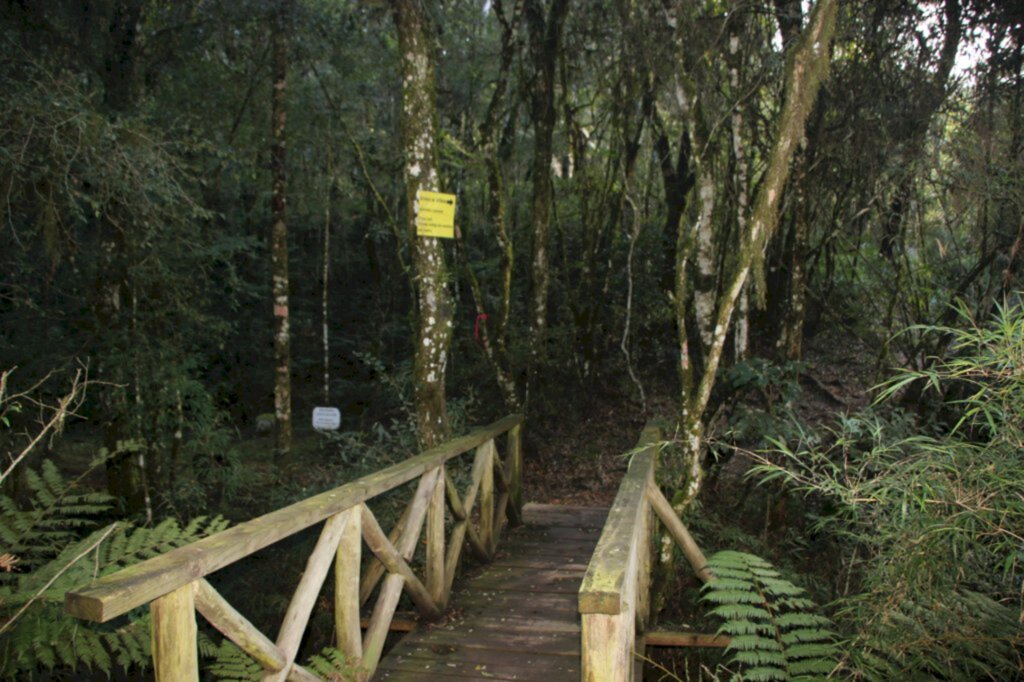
[{"x1": 1, "y1": 0, "x2": 1022, "y2": 679}]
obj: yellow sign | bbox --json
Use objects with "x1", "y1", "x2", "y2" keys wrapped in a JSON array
[{"x1": 416, "y1": 189, "x2": 456, "y2": 239}]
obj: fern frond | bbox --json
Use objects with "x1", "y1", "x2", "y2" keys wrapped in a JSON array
[
  {"x1": 729, "y1": 635, "x2": 783, "y2": 652},
  {"x1": 709, "y1": 577, "x2": 758, "y2": 591},
  {"x1": 205, "y1": 639, "x2": 261, "y2": 681},
  {"x1": 741, "y1": 665, "x2": 788, "y2": 681},
  {"x1": 774, "y1": 613, "x2": 831, "y2": 628},
  {"x1": 733, "y1": 650, "x2": 788, "y2": 666},
  {"x1": 718, "y1": 619, "x2": 774, "y2": 636},
  {"x1": 703, "y1": 550, "x2": 838, "y2": 682},
  {"x1": 704, "y1": 589, "x2": 766, "y2": 604},
  {"x1": 0, "y1": 460, "x2": 113, "y2": 574},
  {"x1": 780, "y1": 628, "x2": 832, "y2": 645},
  {"x1": 784, "y1": 643, "x2": 838, "y2": 660},
  {"x1": 710, "y1": 604, "x2": 773, "y2": 621}
]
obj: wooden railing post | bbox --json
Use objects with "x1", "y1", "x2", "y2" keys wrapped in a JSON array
[
  {"x1": 479, "y1": 439, "x2": 495, "y2": 553},
  {"x1": 579, "y1": 423, "x2": 663, "y2": 682},
  {"x1": 507, "y1": 423, "x2": 523, "y2": 525},
  {"x1": 150, "y1": 582, "x2": 198, "y2": 681},
  {"x1": 636, "y1": 451, "x2": 657, "y2": 634},
  {"x1": 334, "y1": 505, "x2": 362, "y2": 668},
  {"x1": 426, "y1": 465, "x2": 446, "y2": 606}
]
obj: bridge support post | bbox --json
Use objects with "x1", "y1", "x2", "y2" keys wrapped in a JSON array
[
  {"x1": 335, "y1": 505, "x2": 363, "y2": 668},
  {"x1": 150, "y1": 582, "x2": 198, "y2": 681},
  {"x1": 507, "y1": 424, "x2": 524, "y2": 523},
  {"x1": 581, "y1": 575, "x2": 637, "y2": 681}
]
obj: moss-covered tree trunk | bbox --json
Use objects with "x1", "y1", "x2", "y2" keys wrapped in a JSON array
[
  {"x1": 461, "y1": 0, "x2": 521, "y2": 412},
  {"x1": 649, "y1": 98, "x2": 694, "y2": 293},
  {"x1": 674, "y1": 0, "x2": 839, "y2": 506},
  {"x1": 270, "y1": 2, "x2": 292, "y2": 467},
  {"x1": 524, "y1": 0, "x2": 569, "y2": 403},
  {"x1": 393, "y1": 0, "x2": 453, "y2": 449}
]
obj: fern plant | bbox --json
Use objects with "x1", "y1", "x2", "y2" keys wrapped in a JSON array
[
  {"x1": 204, "y1": 637, "x2": 263, "y2": 681},
  {"x1": 205, "y1": 639, "x2": 362, "y2": 681},
  {"x1": 702, "y1": 551, "x2": 838, "y2": 681},
  {"x1": 0, "y1": 459, "x2": 111, "y2": 572},
  {"x1": 0, "y1": 458, "x2": 229, "y2": 678}
]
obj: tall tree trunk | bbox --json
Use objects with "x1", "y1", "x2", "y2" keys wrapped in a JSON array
[
  {"x1": 778, "y1": 147, "x2": 811, "y2": 360},
  {"x1": 322, "y1": 152, "x2": 333, "y2": 405},
  {"x1": 671, "y1": 71, "x2": 712, "y2": 420},
  {"x1": 728, "y1": 8, "x2": 752, "y2": 362},
  {"x1": 461, "y1": 0, "x2": 522, "y2": 412},
  {"x1": 524, "y1": 0, "x2": 569, "y2": 405},
  {"x1": 675, "y1": 0, "x2": 839, "y2": 506},
  {"x1": 649, "y1": 95, "x2": 694, "y2": 292},
  {"x1": 270, "y1": 2, "x2": 292, "y2": 467},
  {"x1": 393, "y1": 0, "x2": 453, "y2": 449}
]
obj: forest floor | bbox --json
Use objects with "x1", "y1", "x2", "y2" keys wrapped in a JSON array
[{"x1": 524, "y1": 324, "x2": 878, "y2": 508}]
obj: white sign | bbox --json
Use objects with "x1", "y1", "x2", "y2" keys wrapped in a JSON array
[{"x1": 312, "y1": 407, "x2": 341, "y2": 431}]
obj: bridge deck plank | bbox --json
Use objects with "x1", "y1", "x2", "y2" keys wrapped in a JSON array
[{"x1": 375, "y1": 503, "x2": 605, "y2": 680}]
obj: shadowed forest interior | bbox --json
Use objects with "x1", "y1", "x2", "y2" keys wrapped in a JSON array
[{"x1": 1, "y1": 0, "x2": 1022, "y2": 679}]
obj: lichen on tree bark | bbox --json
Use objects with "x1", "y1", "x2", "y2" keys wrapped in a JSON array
[
  {"x1": 393, "y1": 0, "x2": 453, "y2": 449},
  {"x1": 270, "y1": 2, "x2": 292, "y2": 467}
]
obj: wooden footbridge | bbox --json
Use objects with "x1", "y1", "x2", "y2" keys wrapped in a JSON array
[{"x1": 65, "y1": 415, "x2": 722, "y2": 681}]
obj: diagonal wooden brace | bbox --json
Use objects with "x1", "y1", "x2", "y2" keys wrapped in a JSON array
[
  {"x1": 646, "y1": 479, "x2": 713, "y2": 582},
  {"x1": 263, "y1": 511, "x2": 352, "y2": 682},
  {"x1": 360, "y1": 503, "x2": 442, "y2": 620},
  {"x1": 194, "y1": 578, "x2": 287, "y2": 672}
]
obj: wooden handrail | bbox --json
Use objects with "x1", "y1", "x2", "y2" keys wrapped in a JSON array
[
  {"x1": 578, "y1": 420, "x2": 718, "y2": 682},
  {"x1": 577, "y1": 431, "x2": 659, "y2": 615},
  {"x1": 64, "y1": 414, "x2": 524, "y2": 681},
  {"x1": 66, "y1": 413, "x2": 521, "y2": 623},
  {"x1": 578, "y1": 423, "x2": 661, "y2": 681}
]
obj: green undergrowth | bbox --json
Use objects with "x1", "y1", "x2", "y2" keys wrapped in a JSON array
[
  {"x1": 0, "y1": 457, "x2": 230, "y2": 678},
  {"x1": 702, "y1": 551, "x2": 839, "y2": 681}
]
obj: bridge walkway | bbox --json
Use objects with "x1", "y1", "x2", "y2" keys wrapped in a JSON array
[{"x1": 376, "y1": 503, "x2": 607, "y2": 681}]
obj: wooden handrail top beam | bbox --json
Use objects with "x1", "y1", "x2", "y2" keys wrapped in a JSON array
[
  {"x1": 65, "y1": 414, "x2": 522, "y2": 623},
  {"x1": 578, "y1": 424, "x2": 662, "y2": 616}
]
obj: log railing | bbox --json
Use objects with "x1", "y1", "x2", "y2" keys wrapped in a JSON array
[
  {"x1": 65, "y1": 414, "x2": 524, "y2": 681},
  {"x1": 578, "y1": 422, "x2": 715, "y2": 682}
]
